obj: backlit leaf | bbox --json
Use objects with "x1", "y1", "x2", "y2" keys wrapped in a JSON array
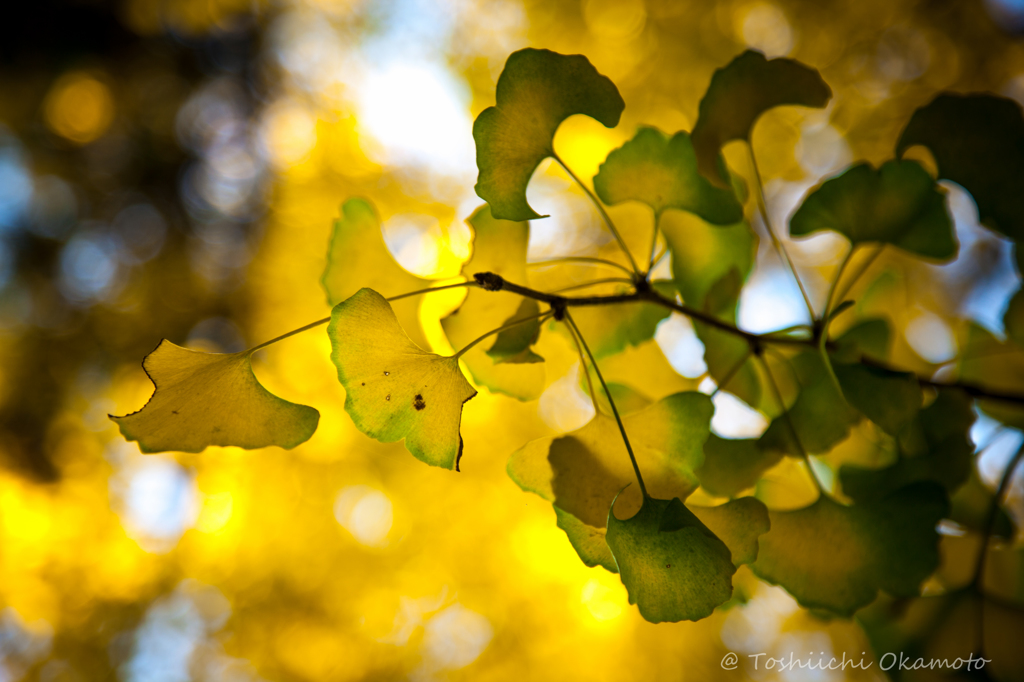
[
  {"x1": 473, "y1": 48, "x2": 625, "y2": 220},
  {"x1": 111, "y1": 341, "x2": 319, "y2": 453},
  {"x1": 441, "y1": 205, "x2": 545, "y2": 400},
  {"x1": 606, "y1": 496, "x2": 734, "y2": 622},
  {"x1": 321, "y1": 198, "x2": 434, "y2": 349},
  {"x1": 752, "y1": 483, "x2": 948, "y2": 616},
  {"x1": 789, "y1": 160, "x2": 957, "y2": 260},
  {"x1": 841, "y1": 391, "x2": 974, "y2": 502},
  {"x1": 759, "y1": 352, "x2": 859, "y2": 456},
  {"x1": 833, "y1": 362, "x2": 921, "y2": 436},
  {"x1": 691, "y1": 50, "x2": 832, "y2": 187},
  {"x1": 565, "y1": 281, "x2": 674, "y2": 359},
  {"x1": 554, "y1": 506, "x2": 617, "y2": 573},
  {"x1": 592, "y1": 127, "x2": 743, "y2": 223},
  {"x1": 897, "y1": 93, "x2": 1024, "y2": 244},
  {"x1": 959, "y1": 323, "x2": 1024, "y2": 428},
  {"x1": 697, "y1": 435, "x2": 781, "y2": 499},
  {"x1": 329, "y1": 288, "x2": 477, "y2": 470},
  {"x1": 691, "y1": 496, "x2": 770, "y2": 566}
]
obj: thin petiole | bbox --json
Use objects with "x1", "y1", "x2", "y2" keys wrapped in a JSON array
[
  {"x1": 246, "y1": 281, "x2": 480, "y2": 354},
  {"x1": 710, "y1": 350, "x2": 753, "y2": 398},
  {"x1": 748, "y1": 146, "x2": 815, "y2": 319},
  {"x1": 452, "y1": 311, "x2": 551, "y2": 361},
  {"x1": 546, "y1": 277, "x2": 635, "y2": 295},
  {"x1": 553, "y1": 152, "x2": 641, "y2": 275},
  {"x1": 565, "y1": 315, "x2": 600, "y2": 410},
  {"x1": 565, "y1": 310, "x2": 649, "y2": 498},
  {"x1": 527, "y1": 256, "x2": 634, "y2": 276},
  {"x1": 833, "y1": 243, "x2": 885, "y2": 306},
  {"x1": 649, "y1": 245, "x2": 669, "y2": 273},
  {"x1": 821, "y1": 245, "x2": 855, "y2": 327},
  {"x1": 648, "y1": 211, "x2": 663, "y2": 274},
  {"x1": 757, "y1": 354, "x2": 825, "y2": 495}
]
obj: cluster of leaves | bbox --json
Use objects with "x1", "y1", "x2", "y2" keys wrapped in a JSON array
[{"x1": 112, "y1": 46, "x2": 1024, "y2": 652}]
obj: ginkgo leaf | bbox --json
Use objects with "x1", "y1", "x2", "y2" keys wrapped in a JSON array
[
  {"x1": 322, "y1": 198, "x2": 435, "y2": 350},
  {"x1": 789, "y1": 160, "x2": 957, "y2": 260},
  {"x1": 697, "y1": 435, "x2": 781, "y2": 499},
  {"x1": 691, "y1": 50, "x2": 832, "y2": 187},
  {"x1": 485, "y1": 298, "x2": 544, "y2": 364},
  {"x1": 959, "y1": 323, "x2": 1024, "y2": 428},
  {"x1": 564, "y1": 281, "x2": 674, "y2": 359},
  {"x1": 1005, "y1": 289, "x2": 1024, "y2": 347},
  {"x1": 833, "y1": 362, "x2": 921, "y2": 436},
  {"x1": 111, "y1": 341, "x2": 319, "y2": 453},
  {"x1": 554, "y1": 506, "x2": 618, "y2": 573},
  {"x1": 841, "y1": 391, "x2": 974, "y2": 502},
  {"x1": 329, "y1": 288, "x2": 477, "y2": 470},
  {"x1": 592, "y1": 127, "x2": 743, "y2": 224},
  {"x1": 831, "y1": 318, "x2": 891, "y2": 363},
  {"x1": 606, "y1": 496, "x2": 735, "y2": 623},
  {"x1": 474, "y1": 48, "x2": 625, "y2": 221},
  {"x1": 949, "y1": 467, "x2": 1017, "y2": 539},
  {"x1": 759, "y1": 352, "x2": 860, "y2": 456},
  {"x1": 752, "y1": 482, "x2": 948, "y2": 616},
  {"x1": 691, "y1": 497, "x2": 770, "y2": 566},
  {"x1": 897, "y1": 93, "x2": 1024, "y2": 244},
  {"x1": 441, "y1": 206, "x2": 545, "y2": 400}
]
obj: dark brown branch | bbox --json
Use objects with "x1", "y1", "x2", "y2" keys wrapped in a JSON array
[{"x1": 472, "y1": 271, "x2": 1024, "y2": 408}]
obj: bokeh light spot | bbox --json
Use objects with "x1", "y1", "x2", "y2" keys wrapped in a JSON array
[
  {"x1": 43, "y1": 73, "x2": 115, "y2": 145},
  {"x1": 582, "y1": 0, "x2": 647, "y2": 43},
  {"x1": 421, "y1": 604, "x2": 493, "y2": 671},
  {"x1": 905, "y1": 310, "x2": 957, "y2": 364},
  {"x1": 738, "y1": 2, "x2": 794, "y2": 58},
  {"x1": 334, "y1": 486, "x2": 393, "y2": 547},
  {"x1": 580, "y1": 578, "x2": 624, "y2": 621}
]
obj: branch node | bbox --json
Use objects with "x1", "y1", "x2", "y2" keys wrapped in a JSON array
[{"x1": 474, "y1": 272, "x2": 504, "y2": 291}]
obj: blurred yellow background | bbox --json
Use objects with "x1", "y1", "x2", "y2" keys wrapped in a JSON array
[{"x1": 0, "y1": 0, "x2": 1023, "y2": 679}]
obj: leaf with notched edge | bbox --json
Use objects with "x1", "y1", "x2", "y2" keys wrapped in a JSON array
[
  {"x1": 789, "y1": 160, "x2": 957, "y2": 260},
  {"x1": 329, "y1": 288, "x2": 476, "y2": 470},
  {"x1": 441, "y1": 206, "x2": 545, "y2": 400},
  {"x1": 473, "y1": 48, "x2": 625, "y2": 221},
  {"x1": 752, "y1": 482, "x2": 948, "y2": 616},
  {"x1": 606, "y1": 496, "x2": 735, "y2": 623},
  {"x1": 593, "y1": 126, "x2": 743, "y2": 224},
  {"x1": 321, "y1": 198, "x2": 435, "y2": 350},
  {"x1": 691, "y1": 50, "x2": 831, "y2": 187},
  {"x1": 111, "y1": 341, "x2": 319, "y2": 453},
  {"x1": 897, "y1": 93, "x2": 1024, "y2": 245}
]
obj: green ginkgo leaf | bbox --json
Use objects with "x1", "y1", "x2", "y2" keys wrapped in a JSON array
[
  {"x1": 606, "y1": 496, "x2": 735, "y2": 623},
  {"x1": 111, "y1": 341, "x2": 319, "y2": 453},
  {"x1": 697, "y1": 435, "x2": 781, "y2": 499},
  {"x1": 833, "y1": 362, "x2": 921, "y2": 437},
  {"x1": 759, "y1": 352, "x2": 860, "y2": 456},
  {"x1": 564, "y1": 282, "x2": 674, "y2": 359},
  {"x1": 329, "y1": 288, "x2": 477, "y2": 470},
  {"x1": 554, "y1": 506, "x2": 618, "y2": 573},
  {"x1": 592, "y1": 127, "x2": 743, "y2": 224},
  {"x1": 789, "y1": 160, "x2": 957, "y2": 260},
  {"x1": 473, "y1": 48, "x2": 625, "y2": 221},
  {"x1": 691, "y1": 50, "x2": 832, "y2": 187},
  {"x1": 321, "y1": 198, "x2": 435, "y2": 350},
  {"x1": 897, "y1": 93, "x2": 1024, "y2": 244},
  {"x1": 841, "y1": 391, "x2": 974, "y2": 502},
  {"x1": 441, "y1": 205, "x2": 545, "y2": 400},
  {"x1": 752, "y1": 482, "x2": 948, "y2": 616},
  {"x1": 959, "y1": 323, "x2": 1024, "y2": 428},
  {"x1": 692, "y1": 496, "x2": 770, "y2": 566}
]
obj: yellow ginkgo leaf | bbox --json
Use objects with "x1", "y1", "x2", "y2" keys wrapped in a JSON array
[
  {"x1": 111, "y1": 341, "x2": 320, "y2": 453},
  {"x1": 329, "y1": 288, "x2": 477, "y2": 470}
]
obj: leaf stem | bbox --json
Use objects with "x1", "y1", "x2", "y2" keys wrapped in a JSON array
[
  {"x1": 547, "y1": 277, "x2": 635, "y2": 294},
  {"x1": 565, "y1": 310, "x2": 649, "y2": 498},
  {"x1": 471, "y1": 271, "x2": 1024, "y2": 406},
  {"x1": 451, "y1": 311, "x2": 552, "y2": 361},
  {"x1": 971, "y1": 442, "x2": 1024, "y2": 588},
  {"x1": 758, "y1": 354, "x2": 826, "y2": 495},
  {"x1": 246, "y1": 281, "x2": 480, "y2": 354},
  {"x1": 833, "y1": 243, "x2": 884, "y2": 305},
  {"x1": 710, "y1": 349, "x2": 753, "y2": 398},
  {"x1": 565, "y1": 314, "x2": 600, "y2": 410},
  {"x1": 748, "y1": 146, "x2": 815, "y2": 319},
  {"x1": 553, "y1": 152, "x2": 641, "y2": 275},
  {"x1": 527, "y1": 256, "x2": 634, "y2": 276},
  {"x1": 822, "y1": 245, "x2": 855, "y2": 326},
  {"x1": 648, "y1": 211, "x2": 663, "y2": 274}
]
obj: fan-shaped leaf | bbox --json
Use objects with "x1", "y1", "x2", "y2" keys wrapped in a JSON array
[
  {"x1": 473, "y1": 48, "x2": 625, "y2": 220},
  {"x1": 691, "y1": 50, "x2": 832, "y2": 187},
  {"x1": 790, "y1": 160, "x2": 957, "y2": 260},
  {"x1": 752, "y1": 483, "x2": 948, "y2": 616},
  {"x1": 606, "y1": 496, "x2": 735, "y2": 623},
  {"x1": 833, "y1": 362, "x2": 921, "y2": 436},
  {"x1": 441, "y1": 206, "x2": 544, "y2": 400},
  {"x1": 697, "y1": 435, "x2": 781, "y2": 499},
  {"x1": 111, "y1": 341, "x2": 319, "y2": 453},
  {"x1": 593, "y1": 127, "x2": 743, "y2": 223},
  {"x1": 322, "y1": 198, "x2": 434, "y2": 349},
  {"x1": 897, "y1": 93, "x2": 1024, "y2": 244},
  {"x1": 329, "y1": 288, "x2": 477, "y2": 470}
]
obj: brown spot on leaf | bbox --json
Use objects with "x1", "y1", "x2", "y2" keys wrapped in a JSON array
[
  {"x1": 385, "y1": 394, "x2": 391, "y2": 401},
  {"x1": 413, "y1": 394, "x2": 426, "y2": 411}
]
